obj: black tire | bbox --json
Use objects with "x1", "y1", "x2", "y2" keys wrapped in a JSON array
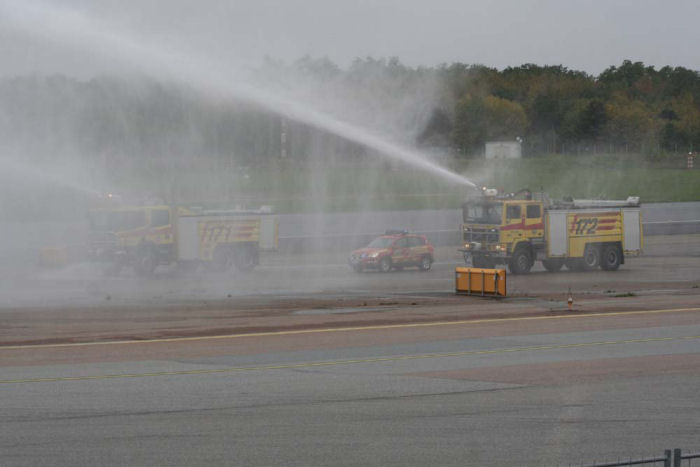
[
  {"x1": 600, "y1": 244, "x2": 622, "y2": 271},
  {"x1": 233, "y1": 246, "x2": 257, "y2": 272},
  {"x1": 541, "y1": 258, "x2": 564, "y2": 272},
  {"x1": 210, "y1": 246, "x2": 234, "y2": 272},
  {"x1": 379, "y1": 257, "x2": 392, "y2": 273},
  {"x1": 419, "y1": 255, "x2": 432, "y2": 271},
  {"x1": 581, "y1": 245, "x2": 601, "y2": 271},
  {"x1": 508, "y1": 248, "x2": 532, "y2": 275},
  {"x1": 134, "y1": 248, "x2": 157, "y2": 276}
]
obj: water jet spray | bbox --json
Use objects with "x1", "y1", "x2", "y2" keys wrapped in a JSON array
[{"x1": 0, "y1": 0, "x2": 476, "y2": 189}]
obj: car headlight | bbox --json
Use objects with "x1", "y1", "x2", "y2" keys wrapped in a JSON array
[{"x1": 463, "y1": 244, "x2": 472, "y2": 250}]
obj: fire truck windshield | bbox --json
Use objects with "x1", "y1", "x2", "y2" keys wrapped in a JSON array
[{"x1": 462, "y1": 202, "x2": 502, "y2": 224}]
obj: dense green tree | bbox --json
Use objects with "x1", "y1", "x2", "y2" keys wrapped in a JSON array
[
  {"x1": 605, "y1": 95, "x2": 656, "y2": 146},
  {"x1": 452, "y1": 95, "x2": 527, "y2": 152},
  {"x1": 670, "y1": 94, "x2": 700, "y2": 149},
  {"x1": 575, "y1": 100, "x2": 608, "y2": 141}
]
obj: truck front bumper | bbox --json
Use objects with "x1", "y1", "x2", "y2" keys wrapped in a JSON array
[
  {"x1": 460, "y1": 243, "x2": 510, "y2": 265},
  {"x1": 460, "y1": 242, "x2": 508, "y2": 257}
]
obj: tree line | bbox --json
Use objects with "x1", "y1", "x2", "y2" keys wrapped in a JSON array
[
  {"x1": 422, "y1": 60, "x2": 700, "y2": 156},
  {"x1": 1, "y1": 58, "x2": 699, "y2": 170}
]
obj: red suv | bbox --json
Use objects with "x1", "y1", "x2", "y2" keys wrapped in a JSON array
[{"x1": 349, "y1": 231, "x2": 435, "y2": 273}]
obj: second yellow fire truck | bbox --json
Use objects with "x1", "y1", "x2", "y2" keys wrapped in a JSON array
[
  {"x1": 460, "y1": 188, "x2": 643, "y2": 274},
  {"x1": 88, "y1": 204, "x2": 278, "y2": 275}
]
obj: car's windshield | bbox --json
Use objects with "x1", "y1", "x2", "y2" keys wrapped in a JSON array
[
  {"x1": 367, "y1": 237, "x2": 394, "y2": 248},
  {"x1": 462, "y1": 202, "x2": 503, "y2": 224}
]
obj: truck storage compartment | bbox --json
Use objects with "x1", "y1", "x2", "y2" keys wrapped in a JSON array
[{"x1": 547, "y1": 211, "x2": 568, "y2": 257}]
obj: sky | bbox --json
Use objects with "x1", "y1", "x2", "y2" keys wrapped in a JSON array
[{"x1": 1, "y1": 0, "x2": 699, "y2": 78}]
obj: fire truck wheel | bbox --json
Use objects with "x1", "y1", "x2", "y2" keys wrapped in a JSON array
[
  {"x1": 210, "y1": 246, "x2": 234, "y2": 272},
  {"x1": 600, "y1": 244, "x2": 622, "y2": 271},
  {"x1": 509, "y1": 248, "x2": 532, "y2": 275},
  {"x1": 419, "y1": 255, "x2": 432, "y2": 271},
  {"x1": 379, "y1": 257, "x2": 393, "y2": 273},
  {"x1": 233, "y1": 246, "x2": 256, "y2": 272},
  {"x1": 582, "y1": 245, "x2": 601, "y2": 271},
  {"x1": 135, "y1": 250, "x2": 157, "y2": 276},
  {"x1": 541, "y1": 258, "x2": 564, "y2": 272}
]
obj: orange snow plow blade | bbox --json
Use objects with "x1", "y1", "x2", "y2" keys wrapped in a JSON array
[{"x1": 455, "y1": 267, "x2": 507, "y2": 297}]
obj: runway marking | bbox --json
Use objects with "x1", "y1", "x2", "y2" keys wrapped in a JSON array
[
  {"x1": 1, "y1": 334, "x2": 699, "y2": 385},
  {"x1": 1, "y1": 306, "x2": 699, "y2": 351}
]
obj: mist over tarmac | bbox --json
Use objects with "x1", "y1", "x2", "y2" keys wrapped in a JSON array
[{"x1": 0, "y1": 0, "x2": 480, "y2": 305}]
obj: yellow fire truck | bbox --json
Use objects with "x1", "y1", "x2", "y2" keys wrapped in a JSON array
[
  {"x1": 460, "y1": 188, "x2": 642, "y2": 274},
  {"x1": 88, "y1": 204, "x2": 277, "y2": 275}
]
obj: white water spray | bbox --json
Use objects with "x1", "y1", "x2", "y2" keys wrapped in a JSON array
[
  {"x1": 1, "y1": 157, "x2": 102, "y2": 197},
  {"x1": 0, "y1": 0, "x2": 475, "y2": 188}
]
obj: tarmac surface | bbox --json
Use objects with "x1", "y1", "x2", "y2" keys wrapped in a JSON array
[{"x1": 1, "y1": 234, "x2": 699, "y2": 466}]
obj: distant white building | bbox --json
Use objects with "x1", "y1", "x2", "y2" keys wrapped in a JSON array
[{"x1": 485, "y1": 141, "x2": 522, "y2": 159}]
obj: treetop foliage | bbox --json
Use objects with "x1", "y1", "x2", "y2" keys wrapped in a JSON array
[
  {"x1": 1, "y1": 58, "x2": 699, "y2": 166},
  {"x1": 428, "y1": 59, "x2": 700, "y2": 153}
]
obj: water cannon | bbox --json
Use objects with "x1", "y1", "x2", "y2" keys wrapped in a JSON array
[
  {"x1": 102, "y1": 192, "x2": 122, "y2": 202},
  {"x1": 481, "y1": 188, "x2": 499, "y2": 197}
]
